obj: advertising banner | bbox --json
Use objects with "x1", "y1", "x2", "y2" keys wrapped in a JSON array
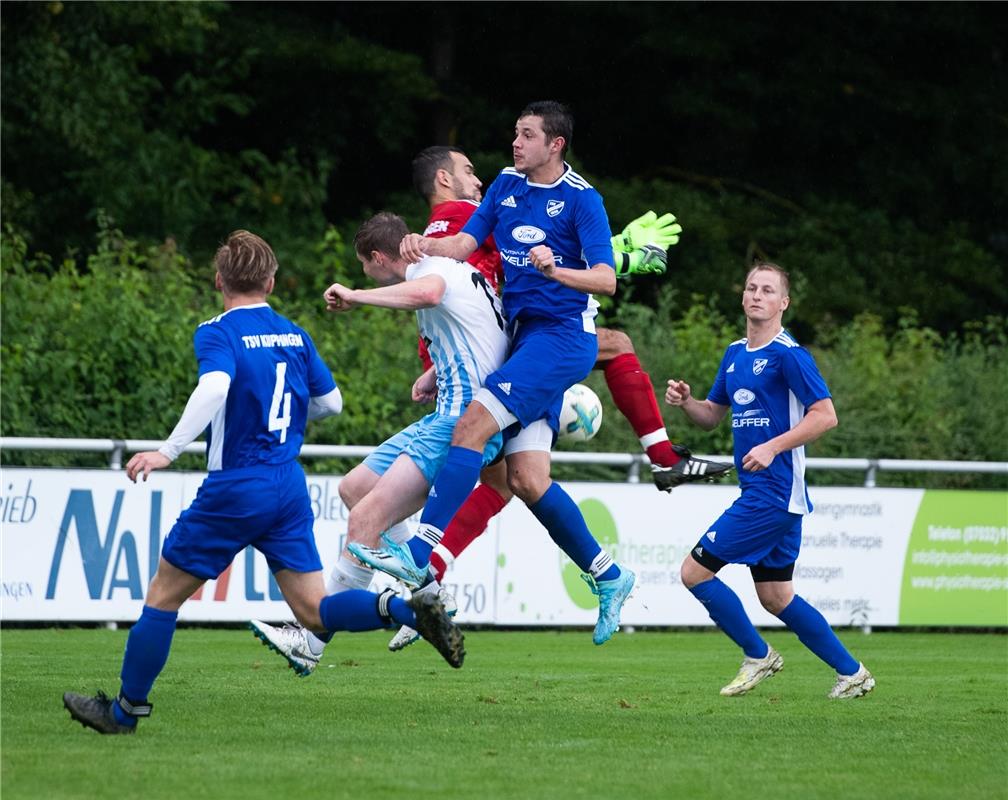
[{"x1": 2, "y1": 468, "x2": 1005, "y2": 627}]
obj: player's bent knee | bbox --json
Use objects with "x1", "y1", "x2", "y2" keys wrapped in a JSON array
[
  {"x1": 681, "y1": 545, "x2": 725, "y2": 588},
  {"x1": 596, "y1": 328, "x2": 634, "y2": 362}
]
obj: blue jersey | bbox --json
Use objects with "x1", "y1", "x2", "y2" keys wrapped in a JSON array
[
  {"x1": 462, "y1": 164, "x2": 614, "y2": 326},
  {"x1": 708, "y1": 329, "x2": 831, "y2": 515},
  {"x1": 193, "y1": 304, "x2": 336, "y2": 470}
]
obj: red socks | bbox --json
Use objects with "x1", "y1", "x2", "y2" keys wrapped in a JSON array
[
  {"x1": 603, "y1": 353, "x2": 682, "y2": 467},
  {"x1": 429, "y1": 483, "x2": 509, "y2": 581}
]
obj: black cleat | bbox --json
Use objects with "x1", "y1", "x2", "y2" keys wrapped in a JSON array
[
  {"x1": 407, "y1": 592, "x2": 465, "y2": 669},
  {"x1": 652, "y1": 445, "x2": 734, "y2": 492},
  {"x1": 63, "y1": 690, "x2": 138, "y2": 735}
]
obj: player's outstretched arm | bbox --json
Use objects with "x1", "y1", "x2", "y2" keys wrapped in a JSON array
[
  {"x1": 400, "y1": 232, "x2": 478, "y2": 263},
  {"x1": 127, "y1": 371, "x2": 231, "y2": 482}
]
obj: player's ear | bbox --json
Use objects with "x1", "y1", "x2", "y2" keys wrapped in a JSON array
[
  {"x1": 549, "y1": 136, "x2": 566, "y2": 156},
  {"x1": 214, "y1": 272, "x2": 223, "y2": 291},
  {"x1": 436, "y1": 167, "x2": 451, "y2": 189},
  {"x1": 265, "y1": 275, "x2": 275, "y2": 296}
]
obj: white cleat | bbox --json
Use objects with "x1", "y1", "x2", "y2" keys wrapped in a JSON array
[
  {"x1": 249, "y1": 619, "x2": 319, "y2": 677},
  {"x1": 829, "y1": 663, "x2": 876, "y2": 699},
  {"x1": 720, "y1": 646, "x2": 784, "y2": 696},
  {"x1": 388, "y1": 583, "x2": 458, "y2": 652}
]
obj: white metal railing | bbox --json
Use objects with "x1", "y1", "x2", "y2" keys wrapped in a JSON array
[{"x1": 2, "y1": 437, "x2": 1006, "y2": 488}]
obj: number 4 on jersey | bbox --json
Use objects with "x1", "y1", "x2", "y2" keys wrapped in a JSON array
[{"x1": 269, "y1": 362, "x2": 292, "y2": 443}]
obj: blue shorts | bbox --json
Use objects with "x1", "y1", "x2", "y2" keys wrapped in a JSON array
[
  {"x1": 162, "y1": 461, "x2": 322, "y2": 580},
  {"x1": 698, "y1": 492, "x2": 803, "y2": 570},
  {"x1": 485, "y1": 317, "x2": 598, "y2": 431},
  {"x1": 363, "y1": 411, "x2": 503, "y2": 485}
]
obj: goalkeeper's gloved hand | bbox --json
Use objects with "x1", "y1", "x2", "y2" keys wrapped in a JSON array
[
  {"x1": 615, "y1": 244, "x2": 667, "y2": 279},
  {"x1": 611, "y1": 210, "x2": 683, "y2": 254}
]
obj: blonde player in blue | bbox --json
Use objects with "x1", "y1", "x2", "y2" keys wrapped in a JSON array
[
  {"x1": 63, "y1": 231, "x2": 463, "y2": 735},
  {"x1": 363, "y1": 100, "x2": 635, "y2": 645},
  {"x1": 666, "y1": 262, "x2": 875, "y2": 699}
]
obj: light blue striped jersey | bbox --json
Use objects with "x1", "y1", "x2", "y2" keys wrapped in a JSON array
[
  {"x1": 707, "y1": 328, "x2": 831, "y2": 514},
  {"x1": 461, "y1": 163, "x2": 614, "y2": 326},
  {"x1": 408, "y1": 256, "x2": 509, "y2": 417},
  {"x1": 193, "y1": 304, "x2": 336, "y2": 470}
]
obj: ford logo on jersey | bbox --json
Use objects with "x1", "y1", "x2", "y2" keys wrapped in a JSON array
[
  {"x1": 733, "y1": 388, "x2": 756, "y2": 405},
  {"x1": 512, "y1": 225, "x2": 546, "y2": 244}
]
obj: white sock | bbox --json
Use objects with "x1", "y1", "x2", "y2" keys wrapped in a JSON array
[
  {"x1": 308, "y1": 556, "x2": 375, "y2": 657},
  {"x1": 384, "y1": 521, "x2": 411, "y2": 545}
]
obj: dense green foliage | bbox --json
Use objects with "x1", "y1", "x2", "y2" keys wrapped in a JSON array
[
  {"x1": 3, "y1": 628, "x2": 1007, "y2": 799},
  {"x1": 1, "y1": 3, "x2": 1005, "y2": 485},
  {"x1": 2, "y1": 223, "x2": 1005, "y2": 487}
]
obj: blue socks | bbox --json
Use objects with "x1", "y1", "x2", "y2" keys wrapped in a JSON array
[
  {"x1": 115, "y1": 604, "x2": 178, "y2": 727},
  {"x1": 319, "y1": 589, "x2": 415, "y2": 631},
  {"x1": 777, "y1": 594, "x2": 860, "y2": 675},
  {"x1": 530, "y1": 483, "x2": 619, "y2": 581},
  {"x1": 689, "y1": 578, "x2": 768, "y2": 659},
  {"x1": 410, "y1": 446, "x2": 485, "y2": 566}
]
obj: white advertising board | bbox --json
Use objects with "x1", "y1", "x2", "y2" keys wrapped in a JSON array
[{"x1": 2, "y1": 468, "x2": 1005, "y2": 627}]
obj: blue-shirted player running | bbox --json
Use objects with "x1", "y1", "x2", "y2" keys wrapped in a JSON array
[
  {"x1": 63, "y1": 230, "x2": 464, "y2": 735},
  {"x1": 666, "y1": 262, "x2": 875, "y2": 699},
  {"x1": 362, "y1": 100, "x2": 636, "y2": 645}
]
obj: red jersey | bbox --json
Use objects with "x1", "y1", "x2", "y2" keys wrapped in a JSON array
[
  {"x1": 424, "y1": 200, "x2": 503, "y2": 290},
  {"x1": 417, "y1": 200, "x2": 504, "y2": 369}
]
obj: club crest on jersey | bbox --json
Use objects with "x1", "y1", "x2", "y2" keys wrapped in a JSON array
[
  {"x1": 512, "y1": 225, "x2": 546, "y2": 244},
  {"x1": 546, "y1": 199, "x2": 565, "y2": 217},
  {"x1": 753, "y1": 358, "x2": 768, "y2": 375}
]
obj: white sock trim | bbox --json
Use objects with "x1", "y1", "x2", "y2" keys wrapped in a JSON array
[
  {"x1": 639, "y1": 429, "x2": 669, "y2": 449},
  {"x1": 589, "y1": 550, "x2": 614, "y2": 578},
  {"x1": 417, "y1": 523, "x2": 444, "y2": 548}
]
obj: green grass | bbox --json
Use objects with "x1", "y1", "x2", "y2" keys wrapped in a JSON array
[{"x1": 2, "y1": 628, "x2": 1006, "y2": 800}]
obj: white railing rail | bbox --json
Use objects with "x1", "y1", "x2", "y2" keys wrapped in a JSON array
[{"x1": 2, "y1": 437, "x2": 1006, "y2": 488}]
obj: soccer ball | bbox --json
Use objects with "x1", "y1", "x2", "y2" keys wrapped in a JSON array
[{"x1": 558, "y1": 383, "x2": 603, "y2": 441}]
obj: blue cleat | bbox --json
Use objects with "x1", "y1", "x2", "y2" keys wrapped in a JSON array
[
  {"x1": 348, "y1": 534, "x2": 429, "y2": 588},
  {"x1": 582, "y1": 568, "x2": 636, "y2": 645}
]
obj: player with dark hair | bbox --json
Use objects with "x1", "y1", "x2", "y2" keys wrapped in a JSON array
[
  {"x1": 355, "y1": 101, "x2": 645, "y2": 645},
  {"x1": 665, "y1": 262, "x2": 875, "y2": 699},
  {"x1": 62, "y1": 230, "x2": 463, "y2": 735}
]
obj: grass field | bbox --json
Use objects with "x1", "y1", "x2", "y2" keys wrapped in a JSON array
[{"x1": 2, "y1": 627, "x2": 1006, "y2": 800}]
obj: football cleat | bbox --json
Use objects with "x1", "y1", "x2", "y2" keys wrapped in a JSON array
[
  {"x1": 651, "y1": 445, "x2": 734, "y2": 492},
  {"x1": 249, "y1": 619, "x2": 320, "y2": 677},
  {"x1": 389, "y1": 584, "x2": 458, "y2": 651},
  {"x1": 348, "y1": 534, "x2": 429, "y2": 588},
  {"x1": 720, "y1": 646, "x2": 784, "y2": 696},
  {"x1": 63, "y1": 690, "x2": 141, "y2": 735},
  {"x1": 407, "y1": 591, "x2": 465, "y2": 668},
  {"x1": 828, "y1": 663, "x2": 876, "y2": 699},
  {"x1": 582, "y1": 568, "x2": 636, "y2": 645}
]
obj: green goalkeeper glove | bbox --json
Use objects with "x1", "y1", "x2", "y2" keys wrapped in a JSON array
[
  {"x1": 615, "y1": 244, "x2": 667, "y2": 279},
  {"x1": 611, "y1": 210, "x2": 683, "y2": 254}
]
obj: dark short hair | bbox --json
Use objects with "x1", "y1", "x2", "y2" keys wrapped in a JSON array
[
  {"x1": 519, "y1": 100, "x2": 574, "y2": 158},
  {"x1": 214, "y1": 230, "x2": 277, "y2": 294},
  {"x1": 746, "y1": 261, "x2": 791, "y2": 296},
  {"x1": 353, "y1": 212, "x2": 409, "y2": 259},
  {"x1": 412, "y1": 145, "x2": 466, "y2": 200}
]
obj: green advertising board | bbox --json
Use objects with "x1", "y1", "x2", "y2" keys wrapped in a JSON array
[{"x1": 900, "y1": 491, "x2": 1008, "y2": 625}]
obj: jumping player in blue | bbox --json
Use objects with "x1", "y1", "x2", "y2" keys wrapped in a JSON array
[
  {"x1": 665, "y1": 262, "x2": 875, "y2": 699},
  {"x1": 63, "y1": 230, "x2": 464, "y2": 735},
  {"x1": 371, "y1": 100, "x2": 636, "y2": 645}
]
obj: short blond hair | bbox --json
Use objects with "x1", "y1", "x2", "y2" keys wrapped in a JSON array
[
  {"x1": 215, "y1": 230, "x2": 278, "y2": 294},
  {"x1": 746, "y1": 261, "x2": 790, "y2": 296}
]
